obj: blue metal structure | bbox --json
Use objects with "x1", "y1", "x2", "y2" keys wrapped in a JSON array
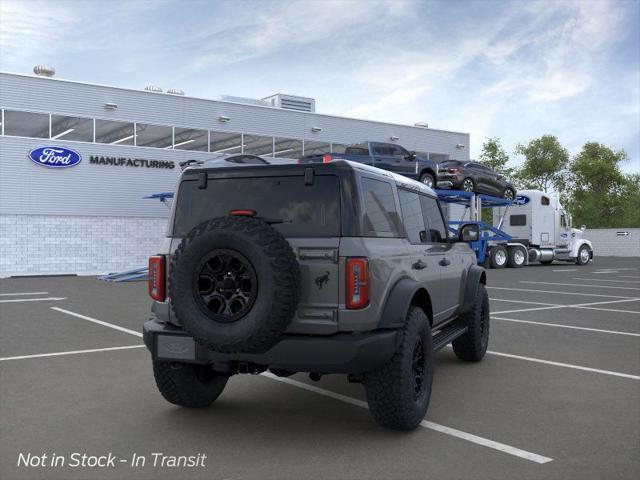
[{"x1": 435, "y1": 189, "x2": 513, "y2": 264}]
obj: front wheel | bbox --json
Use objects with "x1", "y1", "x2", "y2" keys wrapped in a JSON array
[
  {"x1": 153, "y1": 360, "x2": 228, "y2": 408},
  {"x1": 364, "y1": 306, "x2": 433, "y2": 430},
  {"x1": 503, "y1": 187, "x2": 515, "y2": 201},
  {"x1": 461, "y1": 177, "x2": 475, "y2": 192},
  {"x1": 576, "y1": 245, "x2": 591, "y2": 265},
  {"x1": 419, "y1": 172, "x2": 435, "y2": 188}
]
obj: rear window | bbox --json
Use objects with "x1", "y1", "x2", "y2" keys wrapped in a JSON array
[
  {"x1": 345, "y1": 145, "x2": 369, "y2": 156},
  {"x1": 439, "y1": 160, "x2": 462, "y2": 167},
  {"x1": 173, "y1": 175, "x2": 340, "y2": 237}
]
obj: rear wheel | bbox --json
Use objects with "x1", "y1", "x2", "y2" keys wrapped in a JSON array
[
  {"x1": 462, "y1": 178, "x2": 475, "y2": 192},
  {"x1": 153, "y1": 360, "x2": 228, "y2": 408},
  {"x1": 576, "y1": 245, "x2": 591, "y2": 265},
  {"x1": 452, "y1": 284, "x2": 489, "y2": 361},
  {"x1": 503, "y1": 187, "x2": 515, "y2": 201},
  {"x1": 419, "y1": 172, "x2": 435, "y2": 188},
  {"x1": 364, "y1": 306, "x2": 433, "y2": 430},
  {"x1": 507, "y1": 246, "x2": 526, "y2": 268},
  {"x1": 489, "y1": 245, "x2": 507, "y2": 269}
]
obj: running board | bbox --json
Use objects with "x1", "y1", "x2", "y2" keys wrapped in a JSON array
[{"x1": 432, "y1": 323, "x2": 468, "y2": 352}]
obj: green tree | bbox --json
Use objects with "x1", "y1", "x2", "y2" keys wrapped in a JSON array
[
  {"x1": 515, "y1": 135, "x2": 569, "y2": 193},
  {"x1": 479, "y1": 137, "x2": 514, "y2": 177},
  {"x1": 565, "y1": 142, "x2": 630, "y2": 228},
  {"x1": 618, "y1": 174, "x2": 640, "y2": 227}
]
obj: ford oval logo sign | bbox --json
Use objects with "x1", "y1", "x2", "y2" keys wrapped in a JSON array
[
  {"x1": 28, "y1": 146, "x2": 82, "y2": 168},
  {"x1": 514, "y1": 195, "x2": 530, "y2": 205}
]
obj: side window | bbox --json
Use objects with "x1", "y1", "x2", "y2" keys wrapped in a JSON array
[
  {"x1": 361, "y1": 178, "x2": 401, "y2": 235},
  {"x1": 510, "y1": 214, "x2": 527, "y2": 226},
  {"x1": 561, "y1": 214, "x2": 567, "y2": 228},
  {"x1": 390, "y1": 145, "x2": 409, "y2": 158},
  {"x1": 420, "y1": 195, "x2": 448, "y2": 243},
  {"x1": 541, "y1": 196, "x2": 550, "y2": 206},
  {"x1": 373, "y1": 144, "x2": 392, "y2": 156},
  {"x1": 398, "y1": 189, "x2": 426, "y2": 243}
]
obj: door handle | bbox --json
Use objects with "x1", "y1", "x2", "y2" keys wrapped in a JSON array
[
  {"x1": 412, "y1": 260, "x2": 427, "y2": 270},
  {"x1": 439, "y1": 257, "x2": 451, "y2": 267}
]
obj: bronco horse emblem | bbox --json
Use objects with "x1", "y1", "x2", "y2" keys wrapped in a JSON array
[{"x1": 315, "y1": 271, "x2": 330, "y2": 290}]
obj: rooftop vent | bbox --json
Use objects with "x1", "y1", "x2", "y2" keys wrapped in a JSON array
[
  {"x1": 167, "y1": 88, "x2": 185, "y2": 96},
  {"x1": 144, "y1": 85, "x2": 163, "y2": 93},
  {"x1": 33, "y1": 65, "x2": 55, "y2": 77},
  {"x1": 262, "y1": 94, "x2": 316, "y2": 113},
  {"x1": 216, "y1": 95, "x2": 270, "y2": 107},
  {"x1": 414, "y1": 122, "x2": 429, "y2": 128}
]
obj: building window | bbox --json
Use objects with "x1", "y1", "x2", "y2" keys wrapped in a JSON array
[
  {"x1": 135, "y1": 123, "x2": 173, "y2": 149},
  {"x1": 303, "y1": 140, "x2": 330, "y2": 156},
  {"x1": 95, "y1": 119, "x2": 135, "y2": 145},
  {"x1": 50, "y1": 114, "x2": 94, "y2": 142},
  {"x1": 331, "y1": 144, "x2": 348, "y2": 154},
  {"x1": 210, "y1": 131, "x2": 243, "y2": 154},
  {"x1": 428, "y1": 153, "x2": 450, "y2": 163},
  {"x1": 3, "y1": 110, "x2": 49, "y2": 138},
  {"x1": 173, "y1": 127, "x2": 208, "y2": 151},
  {"x1": 243, "y1": 134, "x2": 274, "y2": 156},
  {"x1": 273, "y1": 137, "x2": 303, "y2": 159}
]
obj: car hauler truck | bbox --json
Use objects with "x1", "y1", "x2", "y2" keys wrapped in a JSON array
[{"x1": 439, "y1": 189, "x2": 594, "y2": 268}]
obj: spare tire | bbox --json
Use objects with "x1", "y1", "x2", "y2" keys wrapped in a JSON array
[{"x1": 169, "y1": 216, "x2": 300, "y2": 353}]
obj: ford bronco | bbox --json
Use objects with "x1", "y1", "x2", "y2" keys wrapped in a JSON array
[{"x1": 144, "y1": 160, "x2": 488, "y2": 430}]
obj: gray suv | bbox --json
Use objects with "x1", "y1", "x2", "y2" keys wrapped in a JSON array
[{"x1": 144, "y1": 160, "x2": 489, "y2": 430}]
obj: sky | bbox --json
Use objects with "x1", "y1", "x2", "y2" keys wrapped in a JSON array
[{"x1": 1, "y1": 0, "x2": 638, "y2": 172}]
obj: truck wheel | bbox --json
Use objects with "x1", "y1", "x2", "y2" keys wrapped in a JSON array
[
  {"x1": 452, "y1": 283, "x2": 489, "y2": 361},
  {"x1": 419, "y1": 172, "x2": 435, "y2": 188},
  {"x1": 153, "y1": 360, "x2": 228, "y2": 408},
  {"x1": 169, "y1": 216, "x2": 300, "y2": 353},
  {"x1": 364, "y1": 306, "x2": 433, "y2": 430},
  {"x1": 507, "y1": 246, "x2": 526, "y2": 268},
  {"x1": 576, "y1": 245, "x2": 591, "y2": 265},
  {"x1": 489, "y1": 245, "x2": 507, "y2": 269}
]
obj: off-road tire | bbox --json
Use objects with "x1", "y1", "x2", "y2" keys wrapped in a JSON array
[
  {"x1": 489, "y1": 245, "x2": 508, "y2": 269},
  {"x1": 364, "y1": 306, "x2": 433, "y2": 430},
  {"x1": 507, "y1": 245, "x2": 526, "y2": 268},
  {"x1": 169, "y1": 216, "x2": 300, "y2": 353},
  {"x1": 419, "y1": 172, "x2": 435, "y2": 188},
  {"x1": 153, "y1": 360, "x2": 228, "y2": 408},
  {"x1": 452, "y1": 283, "x2": 489, "y2": 361}
]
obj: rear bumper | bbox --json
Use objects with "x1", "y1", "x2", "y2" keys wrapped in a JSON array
[
  {"x1": 437, "y1": 174, "x2": 463, "y2": 188},
  {"x1": 143, "y1": 318, "x2": 398, "y2": 374}
]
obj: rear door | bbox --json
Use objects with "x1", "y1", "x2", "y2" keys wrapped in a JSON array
[
  {"x1": 420, "y1": 194, "x2": 464, "y2": 323},
  {"x1": 397, "y1": 188, "x2": 444, "y2": 318},
  {"x1": 371, "y1": 143, "x2": 398, "y2": 173}
]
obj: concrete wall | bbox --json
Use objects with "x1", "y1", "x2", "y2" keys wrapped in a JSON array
[{"x1": 586, "y1": 228, "x2": 640, "y2": 258}]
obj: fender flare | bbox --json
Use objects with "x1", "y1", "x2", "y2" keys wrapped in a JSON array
[
  {"x1": 378, "y1": 278, "x2": 432, "y2": 329},
  {"x1": 460, "y1": 265, "x2": 486, "y2": 314},
  {"x1": 571, "y1": 239, "x2": 593, "y2": 258},
  {"x1": 419, "y1": 167, "x2": 436, "y2": 180}
]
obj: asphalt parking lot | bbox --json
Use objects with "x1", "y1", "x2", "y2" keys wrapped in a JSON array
[{"x1": 1, "y1": 257, "x2": 639, "y2": 480}]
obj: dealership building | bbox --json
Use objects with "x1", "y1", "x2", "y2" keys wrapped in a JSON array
[{"x1": 0, "y1": 69, "x2": 470, "y2": 277}]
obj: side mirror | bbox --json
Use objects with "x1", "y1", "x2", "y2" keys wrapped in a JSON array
[
  {"x1": 459, "y1": 223, "x2": 480, "y2": 242},
  {"x1": 581, "y1": 225, "x2": 586, "y2": 231},
  {"x1": 406, "y1": 151, "x2": 417, "y2": 161}
]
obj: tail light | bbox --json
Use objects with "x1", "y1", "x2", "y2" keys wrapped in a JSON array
[
  {"x1": 229, "y1": 209, "x2": 256, "y2": 217},
  {"x1": 322, "y1": 153, "x2": 332, "y2": 163},
  {"x1": 448, "y1": 167, "x2": 461, "y2": 173},
  {"x1": 346, "y1": 258, "x2": 369, "y2": 309},
  {"x1": 149, "y1": 256, "x2": 166, "y2": 301}
]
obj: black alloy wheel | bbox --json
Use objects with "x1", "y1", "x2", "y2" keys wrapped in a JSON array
[
  {"x1": 194, "y1": 249, "x2": 257, "y2": 323},
  {"x1": 412, "y1": 337, "x2": 426, "y2": 399}
]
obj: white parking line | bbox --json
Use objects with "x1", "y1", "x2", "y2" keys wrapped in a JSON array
[
  {"x1": 521, "y1": 281, "x2": 640, "y2": 291},
  {"x1": 491, "y1": 298, "x2": 559, "y2": 307},
  {"x1": 0, "y1": 345, "x2": 145, "y2": 361},
  {"x1": 573, "y1": 278, "x2": 640, "y2": 284},
  {"x1": 51, "y1": 307, "x2": 143, "y2": 338},
  {"x1": 0, "y1": 297, "x2": 66, "y2": 303},
  {"x1": 0, "y1": 292, "x2": 49, "y2": 296},
  {"x1": 492, "y1": 297, "x2": 640, "y2": 315},
  {"x1": 620, "y1": 276, "x2": 640, "y2": 279},
  {"x1": 261, "y1": 372, "x2": 553, "y2": 464},
  {"x1": 552, "y1": 269, "x2": 578, "y2": 272},
  {"x1": 488, "y1": 286, "x2": 637, "y2": 299},
  {"x1": 574, "y1": 306, "x2": 640, "y2": 315},
  {"x1": 492, "y1": 316, "x2": 640, "y2": 337},
  {"x1": 485, "y1": 350, "x2": 640, "y2": 380}
]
